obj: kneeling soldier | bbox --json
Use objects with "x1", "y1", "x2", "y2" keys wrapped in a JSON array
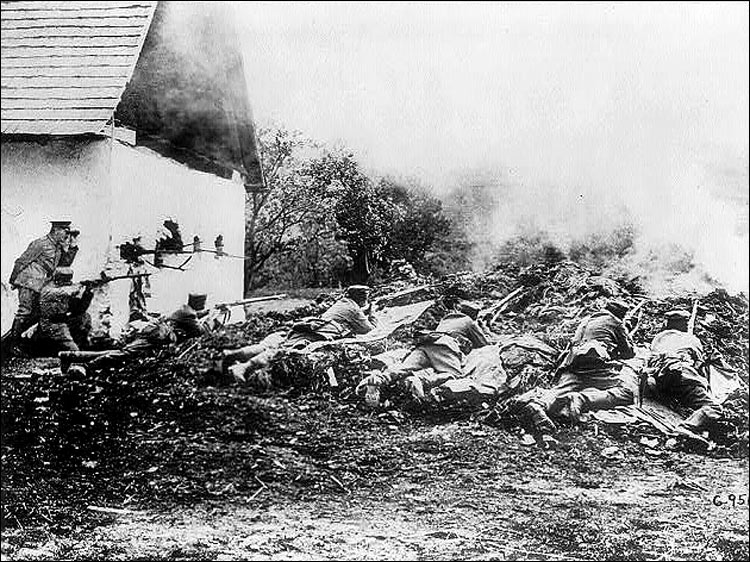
[{"x1": 37, "y1": 267, "x2": 94, "y2": 353}]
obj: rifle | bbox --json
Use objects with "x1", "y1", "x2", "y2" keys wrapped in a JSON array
[
  {"x1": 687, "y1": 299, "x2": 699, "y2": 334},
  {"x1": 202, "y1": 294, "x2": 287, "y2": 331},
  {"x1": 478, "y1": 287, "x2": 525, "y2": 325},
  {"x1": 214, "y1": 294, "x2": 287, "y2": 309},
  {"x1": 625, "y1": 298, "x2": 649, "y2": 338},
  {"x1": 79, "y1": 272, "x2": 152, "y2": 287},
  {"x1": 372, "y1": 285, "x2": 433, "y2": 308}
]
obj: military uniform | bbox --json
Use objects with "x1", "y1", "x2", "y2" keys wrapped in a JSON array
[
  {"x1": 546, "y1": 310, "x2": 637, "y2": 411},
  {"x1": 356, "y1": 309, "x2": 490, "y2": 403},
  {"x1": 9, "y1": 234, "x2": 65, "y2": 335},
  {"x1": 223, "y1": 291, "x2": 377, "y2": 378},
  {"x1": 168, "y1": 304, "x2": 204, "y2": 340},
  {"x1": 284, "y1": 297, "x2": 377, "y2": 347},
  {"x1": 59, "y1": 294, "x2": 207, "y2": 371},
  {"x1": 514, "y1": 304, "x2": 638, "y2": 430},
  {"x1": 78, "y1": 317, "x2": 177, "y2": 370},
  {"x1": 649, "y1": 327, "x2": 720, "y2": 431},
  {"x1": 37, "y1": 282, "x2": 93, "y2": 352}
]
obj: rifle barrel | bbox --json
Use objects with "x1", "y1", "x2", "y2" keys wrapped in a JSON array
[
  {"x1": 625, "y1": 298, "x2": 648, "y2": 319},
  {"x1": 215, "y1": 293, "x2": 287, "y2": 308}
]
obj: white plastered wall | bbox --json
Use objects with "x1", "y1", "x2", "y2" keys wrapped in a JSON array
[
  {"x1": 1, "y1": 138, "x2": 112, "y2": 334},
  {"x1": 108, "y1": 141, "x2": 246, "y2": 335},
  {"x1": 1, "y1": 138, "x2": 246, "y2": 337}
]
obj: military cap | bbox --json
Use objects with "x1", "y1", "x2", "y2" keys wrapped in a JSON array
[
  {"x1": 50, "y1": 220, "x2": 72, "y2": 230},
  {"x1": 605, "y1": 298, "x2": 630, "y2": 319},
  {"x1": 665, "y1": 310, "x2": 690, "y2": 321},
  {"x1": 188, "y1": 293, "x2": 208, "y2": 311},
  {"x1": 456, "y1": 300, "x2": 482, "y2": 320},
  {"x1": 345, "y1": 285, "x2": 370, "y2": 303}
]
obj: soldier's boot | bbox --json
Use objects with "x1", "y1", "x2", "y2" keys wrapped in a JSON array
[
  {"x1": 1, "y1": 319, "x2": 28, "y2": 360},
  {"x1": 59, "y1": 350, "x2": 104, "y2": 373},
  {"x1": 566, "y1": 393, "x2": 587, "y2": 423},
  {"x1": 0, "y1": 329, "x2": 15, "y2": 360},
  {"x1": 403, "y1": 374, "x2": 426, "y2": 402},
  {"x1": 679, "y1": 404, "x2": 722, "y2": 434},
  {"x1": 523, "y1": 402, "x2": 557, "y2": 434},
  {"x1": 59, "y1": 352, "x2": 72, "y2": 374}
]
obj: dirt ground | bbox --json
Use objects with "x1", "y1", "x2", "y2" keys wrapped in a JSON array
[
  {"x1": 2, "y1": 291, "x2": 749, "y2": 561},
  {"x1": 2, "y1": 386, "x2": 748, "y2": 561}
]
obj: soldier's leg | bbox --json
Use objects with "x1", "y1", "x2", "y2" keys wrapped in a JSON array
[
  {"x1": 46, "y1": 323, "x2": 79, "y2": 354},
  {"x1": 228, "y1": 348, "x2": 281, "y2": 382},
  {"x1": 421, "y1": 343, "x2": 464, "y2": 379},
  {"x1": 69, "y1": 313, "x2": 92, "y2": 350},
  {"x1": 669, "y1": 370, "x2": 722, "y2": 432},
  {"x1": 59, "y1": 350, "x2": 111, "y2": 373},
  {"x1": 15, "y1": 288, "x2": 40, "y2": 335},
  {"x1": 86, "y1": 349, "x2": 132, "y2": 369},
  {"x1": 511, "y1": 372, "x2": 582, "y2": 433},
  {"x1": 661, "y1": 366, "x2": 715, "y2": 410},
  {"x1": 395, "y1": 348, "x2": 435, "y2": 401},
  {"x1": 577, "y1": 368, "x2": 638, "y2": 412},
  {"x1": 402, "y1": 344, "x2": 465, "y2": 401},
  {"x1": 4, "y1": 289, "x2": 40, "y2": 357},
  {"x1": 222, "y1": 331, "x2": 287, "y2": 367},
  {"x1": 356, "y1": 348, "x2": 430, "y2": 406}
]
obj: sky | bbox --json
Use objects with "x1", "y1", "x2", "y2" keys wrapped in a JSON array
[{"x1": 233, "y1": 1, "x2": 749, "y2": 292}]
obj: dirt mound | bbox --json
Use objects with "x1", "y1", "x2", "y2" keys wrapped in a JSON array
[{"x1": 2, "y1": 259, "x2": 748, "y2": 532}]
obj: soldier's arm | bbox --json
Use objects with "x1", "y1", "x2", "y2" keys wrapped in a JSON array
[
  {"x1": 615, "y1": 323, "x2": 636, "y2": 359},
  {"x1": 468, "y1": 320, "x2": 490, "y2": 348},
  {"x1": 10, "y1": 239, "x2": 44, "y2": 285},
  {"x1": 350, "y1": 305, "x2": 377, "y2": 334}
]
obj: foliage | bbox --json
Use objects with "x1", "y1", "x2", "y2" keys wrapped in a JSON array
[
  {"x1": 247, "y1": 127, "x2": 470, "y2": 290},
  {"x1": 377, "y1": 179, "x2": 454, "y2": 273},
  {"x1": 244, "y1": 128, "x2": 330, "y2": 290},
  {"x1": 568, "y1": 223, "x2": 636, "y2": 265}
]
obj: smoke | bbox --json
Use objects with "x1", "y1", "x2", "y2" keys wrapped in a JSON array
[
  {"x1": 235, "y1": 2, "x2": 749, "y2": 295},
  {"x1": 447, "y1": 144, "x2": 749, "y2": 296}
]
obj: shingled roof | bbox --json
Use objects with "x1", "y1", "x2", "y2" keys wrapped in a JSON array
[{"x1": 1, "y1": 1, "x2": 157, "y2": 135}]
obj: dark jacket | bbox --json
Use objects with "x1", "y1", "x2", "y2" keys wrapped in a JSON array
[
  {"x1": 563, "y1": 310, "x2": 635, "y2": 369},
  {"x1": 168, "y1": 304, "x2": 204, "y2": 339},
  {"x1": 10, "y1": 235, "x2": 63, "y2": 292}
]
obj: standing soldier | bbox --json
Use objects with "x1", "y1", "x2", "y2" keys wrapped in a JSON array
[{"x1": 2, "y1": 220, "x2": 72, "y2": 355}]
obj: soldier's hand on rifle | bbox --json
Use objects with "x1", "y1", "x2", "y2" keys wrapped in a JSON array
[{"x1": 80, "y1": 274, "x2": 108, "y2": 288}]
